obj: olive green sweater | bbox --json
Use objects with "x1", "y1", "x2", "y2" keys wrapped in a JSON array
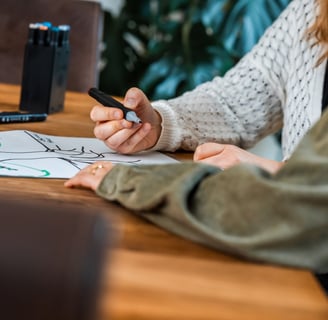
[{"x1": 97, "y1": 111, "x2": 328, "y2": 272}]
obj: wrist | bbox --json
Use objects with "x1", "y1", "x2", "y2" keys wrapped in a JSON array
[
  {"x1": 262, "y1": 159, "x2": 285, "y2": 174},
  {"x1": 150, "y1": 109, "x2": 163, "y2": 147}
]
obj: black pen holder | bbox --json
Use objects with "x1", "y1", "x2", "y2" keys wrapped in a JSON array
[{"x1": 19, "y1": 23, "x2": 70, "y2": 114}]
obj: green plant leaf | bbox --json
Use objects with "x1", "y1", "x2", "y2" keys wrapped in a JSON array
[
  {"x1": 100, "y1": 0, "x2": 292, "y2": 100},
  {"x1": 220, "y1": 0, "x2": 291, "y2": 56}
]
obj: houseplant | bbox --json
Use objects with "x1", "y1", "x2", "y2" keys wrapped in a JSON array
[{"x1": 100, "y1": 0, "x2": 291, "y2": 100}]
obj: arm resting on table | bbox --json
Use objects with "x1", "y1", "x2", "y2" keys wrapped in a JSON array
[{"x1": 96, "y1": 112, "x2": 328, "y2": 272}]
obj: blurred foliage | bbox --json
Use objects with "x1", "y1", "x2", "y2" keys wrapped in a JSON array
[{"x1": 99, "y1": 0, "x2": 291, "y2": 100}]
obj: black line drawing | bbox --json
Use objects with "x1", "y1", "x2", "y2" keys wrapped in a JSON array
[{"x1": 0, "y1": 130, "x2": 173, "y2": 178}]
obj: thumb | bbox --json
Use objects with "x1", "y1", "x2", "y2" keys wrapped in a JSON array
[{"x1": 124, "y1": 87, "x2": 149, "y2": 110}]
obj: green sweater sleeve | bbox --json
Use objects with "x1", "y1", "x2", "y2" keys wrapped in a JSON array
[{"x1": 96, "y1": 111, "x2": 328, "y2": 272}]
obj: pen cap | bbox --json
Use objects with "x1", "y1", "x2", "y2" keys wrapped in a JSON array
[
  {"x1": 58, "y1": 25, "x2": 71, "y2": 47},
  {"x1": 0, "y1": 198, "x2": 111, "y2": 320}
]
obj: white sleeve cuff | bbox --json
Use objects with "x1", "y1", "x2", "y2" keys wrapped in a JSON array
[{"x1": 150, "y1": 100, "x2": 182, "y2": 151}]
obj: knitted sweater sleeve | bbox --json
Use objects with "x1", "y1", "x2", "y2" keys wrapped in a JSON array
[{"x1": 151, "y1": 0, "x2": 313, "y2": 152}]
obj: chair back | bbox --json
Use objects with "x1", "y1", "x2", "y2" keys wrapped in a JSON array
[{"x1": 0, "y1": 0, "x2": 104, "y2": 92}]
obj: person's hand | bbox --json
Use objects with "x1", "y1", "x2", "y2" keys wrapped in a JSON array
[
  {"x1": 90, "y1": 87, "x2": 162, "y2": 154},
  {"x1": 64, "y1": 161, "x2": 114, "y2": 191},
  {"x1": 193, "y1": 143, "x2": 284, "y2": 174}
]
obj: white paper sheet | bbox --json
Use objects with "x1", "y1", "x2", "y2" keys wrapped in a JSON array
[{"x1": 0, "y1": 130, "x2": 178, "y2": 178}]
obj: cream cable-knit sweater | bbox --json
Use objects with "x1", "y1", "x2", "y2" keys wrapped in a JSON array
[{"x1": 151, "y1": 0, "x2": 325, "y2": 160}]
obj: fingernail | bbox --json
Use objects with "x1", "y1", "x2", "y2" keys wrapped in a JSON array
[{"x1": 114, "y1": 111, "x2": 121, "y2": 119}]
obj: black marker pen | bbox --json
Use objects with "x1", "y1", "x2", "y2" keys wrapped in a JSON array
[
  {"x1": 88, "y1": 88, "x2": 142, "y2": 124},
  {"x1": 0, "y1": 112, "x2": 47, "y2": 123}
]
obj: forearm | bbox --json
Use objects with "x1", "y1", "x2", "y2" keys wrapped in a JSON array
[
  {"x1": 96, "y1": 111, "x2": 328, "y2": 272},
  {"x1": 152, "y1": 58, "x2": 283, "y2": 152},
  {"x1": 97, "y1": 161, "x2": 328, "y2": 272}
]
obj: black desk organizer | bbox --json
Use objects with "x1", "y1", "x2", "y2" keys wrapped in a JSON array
[{"x1": 19, "y1": 22, "x2": 70, "y2": 114}]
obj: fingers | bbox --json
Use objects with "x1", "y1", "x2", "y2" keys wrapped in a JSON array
[
  {"x1": 90, "y1": 87, "x2": 158, "y2": 154},
  {"x1": 193, "y1": 143, "x2": 225, "y2": 161},
  {"x1": 193, "y1": 143, "x2": 240, "y2": 170},
  {"x1": 103, "y1": 122, "x2": 152, "y2": 153},
  {"x1": 93, "y1": 117, "x2": 134, "y2": 141},
  {"x1": 91, "y1": 104, "x2": 138, "y2": 150},
  {"x1": 90, "y1": 105, "x2": 123, "y2": 122},
  {"x1": 64, "y1": 161, "x2": 113, "y2": 190},
  {"x1": 123, "y1": 87, "x2": 150, "y2": 111},
  {"x1": 194, "y1": 143, "x2": 283, "y2": 173},
  {"x1": 64, "y1": 172, "x2": 100, "y2": 190}
]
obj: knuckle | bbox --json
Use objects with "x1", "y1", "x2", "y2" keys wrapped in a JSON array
[
  {"x1": 90, "y1": 106, "x2": 101, "y2": 120},
  {"x1": 93, "y1": 126, "x2": 103, "y2": 139},
  {"x1": 106, "y1": 140, "x2": 120, "y2": 150},
  {"x1": 117, "y1": 141, "x2": 135, "y2": 154},
  {"x1": 117, "y1": 145, "x2": 133, "y2": 154},
  {"x1": 107, "y1": 108, "x2": 117, "y2": 119},
  {"x1": 94, "y1": 125, "x2": 108, "y2": 140}
]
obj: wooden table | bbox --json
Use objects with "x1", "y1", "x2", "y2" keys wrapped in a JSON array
[{"x1": 0, "y1": 83, "x2": 327, "y2": 320}]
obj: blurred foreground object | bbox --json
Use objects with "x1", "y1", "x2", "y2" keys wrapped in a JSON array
[{"x1": 0, "y1": 198, "x2": 110, "y2": 320}]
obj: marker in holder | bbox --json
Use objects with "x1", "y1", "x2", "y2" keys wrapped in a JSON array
[{"x1": 19, "y1": 22, "x2": 70, "y2": 114}]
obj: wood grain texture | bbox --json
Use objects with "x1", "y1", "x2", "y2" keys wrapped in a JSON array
[{"x1": 0, "y1": 83, "x2": 327, "y2": 320}]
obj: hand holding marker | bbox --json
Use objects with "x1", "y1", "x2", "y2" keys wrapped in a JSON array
[{"x1": 88, "y1": 88, "x2": 142, "y2": 124}]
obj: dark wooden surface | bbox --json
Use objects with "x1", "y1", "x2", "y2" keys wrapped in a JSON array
[{"x1": 0, "y1": 83, "x2": 327, "y2": 320}]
